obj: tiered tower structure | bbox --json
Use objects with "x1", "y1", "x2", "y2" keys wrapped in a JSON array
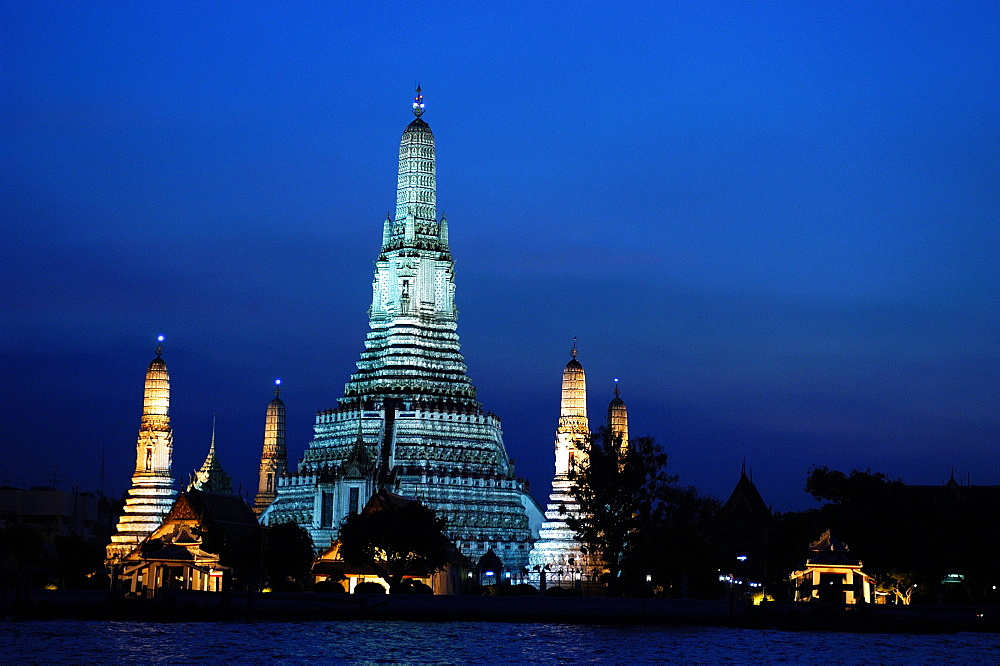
[
  {"x1": 263, "y1": 90, "x2": 541, "y2": 569},
  {"x1": 528, "y1": 342, "x2": 597, "y2": 586},
  {"x1": 107, "y1": 337, "x2": 177, "y2": 562},
  {"x1": 254, "y1": 380, "x2": 287, "y2": 515},
  {"x1": 608, "y1": 380, "x2": 629, "y2": 446}
]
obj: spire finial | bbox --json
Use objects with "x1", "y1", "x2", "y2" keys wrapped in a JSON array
[
  {"x1": 210, "y1": 414, "x2": 217, "y2": 454},
  {"x1": 614, "y1": 377, "x2": 620, "y2": 397},
  {"x1": 571, "y1": 337, "x2": 578, "y2": 359},
  {"x1": 274, "y1": 378, "x2": 281, "y2": 398},
  {"x1": 412, "y1": 85, "x2": 425, "y2": 117},
  {"x1": 155, "y1": 334, "x2": 164, "y2": 357}
]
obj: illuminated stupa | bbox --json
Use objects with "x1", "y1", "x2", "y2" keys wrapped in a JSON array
[
  {"x1": 107, "y1": 337, "x2": 177, "y2": 562},
  {"x1": 608, "y1": 379, "x2": 629, "y2": 446},
  {"x1": 253, "y1": 380, "x2": 287, "y2": 515},
  {"x1": 528, "y1": 342, "x2": 598, "y2": 585},
  {"x1": 263, "y1": 90, "x2": 542, "y2": 569}
]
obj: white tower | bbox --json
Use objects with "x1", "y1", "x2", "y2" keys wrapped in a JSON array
[
  {"x1": 528, "y1": 340, "x2": 597, "y2": 588},
  {"x1": 107, "y1": 337, "x2": 177, "y2": 562},
  {"x1": 262, "y1": 90, "x2": 540, "y2": 569}
]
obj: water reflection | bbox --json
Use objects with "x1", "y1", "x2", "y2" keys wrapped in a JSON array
[{"x1": 1, "y1": 621, "x2": 996, "y2": 663}]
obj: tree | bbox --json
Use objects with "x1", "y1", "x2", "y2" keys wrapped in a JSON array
[
  {"x1": 263, "y1": 522, "x2": 316, "y2": 590},
  {"x1": 802, "y1": 466, "x2": 1000, "y2": 604},
  {"x1": 648, "y1": 484, "x2": 722, "y2": 598},
  {"x1": 566, "y1": 428, "x2": 677, "y2": 592},
  {"x1": 338, "y1": 492, "x2": 450, "y2": 593},
  {"x1": 804, "y1": 466, "x2": 906, "y2": 575},
  {"x1": 53, "y1": 534, "x2": 104, "y2": 589}
]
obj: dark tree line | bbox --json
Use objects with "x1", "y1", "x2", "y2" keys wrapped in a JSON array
[
  {"x1": 777, "y1": 466, "x2": 1000, "y2": 605},
  {"x1": 565, "y1": 432, "x2": 999, "y2": 604}
]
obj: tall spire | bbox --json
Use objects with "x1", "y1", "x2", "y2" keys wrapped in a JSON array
[
  {"x1": 528, "y1": 343, "x2": 597, "y2": 585},
  {"x1": 188, "y1": 415, "x2": 233, "y2": 495},
  {"x1": 388, "y1": 86, "x2": 438, "y2": 243},
  {"x1": 262, "y1": 92, "x2": 539, "y2": 577},
  {"x1": 107, "y1": 336, "x2": 177, "y2": 563},
  {"x1": 342, "y1": 89, "x2": 469, "y2": 408},
  {"x1": 555, "y1": 341, "x2": 589, "y2": 478},
  {"x1": 607, "y1": 378, "x2": 629, "y2": 448},
  {"x1": 254, "y1": 379, "x2": 287, "y2": 515}
]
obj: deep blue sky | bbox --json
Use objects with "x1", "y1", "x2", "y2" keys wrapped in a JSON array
[{"x1": 3, "y1": 2, "x2": 997, "y2": 512}]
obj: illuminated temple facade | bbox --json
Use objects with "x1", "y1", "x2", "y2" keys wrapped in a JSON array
[
  {"x1": 107, "y1": 339, "x2": 177, "y2": 563},
  {"x1": 262, "y1": 91, "x2": 542, "y2": 570}
]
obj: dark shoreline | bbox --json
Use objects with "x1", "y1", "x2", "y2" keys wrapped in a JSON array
[{"x1": 3, "y1": 590, "x2": 997, "y2": 634}]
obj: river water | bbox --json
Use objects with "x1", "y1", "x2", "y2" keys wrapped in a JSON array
[{"x1": 1, "y1": 620, "x2": 996, "y2": 663}]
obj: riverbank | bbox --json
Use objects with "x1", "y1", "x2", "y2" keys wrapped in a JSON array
[{"x1": 3, "y1": 590, "x2": 997, "y2": 633}]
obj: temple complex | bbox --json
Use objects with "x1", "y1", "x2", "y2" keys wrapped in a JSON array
[
  {"x1": 262, "y1": 90, "x2": 542, "y2": 570},
  {"x1": 106, "y1": 337, "x2": 177, "y2": 563}
]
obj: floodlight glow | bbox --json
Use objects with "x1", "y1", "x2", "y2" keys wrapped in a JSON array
[
  {"x1": 275, "y1": 378, "x2": 281, "y2": 386},
  {"x1": 157, "y1": 335, "x2": 164, "y2": 342}
]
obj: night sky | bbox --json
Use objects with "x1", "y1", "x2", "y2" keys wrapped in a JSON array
[{"x1": 3, "y1": 2, "x2": 997, "y2": 512}]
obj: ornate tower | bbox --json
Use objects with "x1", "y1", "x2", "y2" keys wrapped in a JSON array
[
  {"x1": 607, "y1": 380, "x2": 629, "y2": 446},
  {"x1": 188, "y1": 418, "x2": 234, "y2": 495},
  {"x1": 555, "y1": 340, "x2": 590, "y2": 477},
  {"x1": 107, "y1": 337, "x2": 177, "y2": 562},
  {"x1": 254, "y1": 380, "x2": 287, "y2": 515},
  {"x1": 528, "y1": 341, "x2": 596, "y2": 588},
  {"x1": 263, "y1": 90, "x2": 540, "y2": 568}
]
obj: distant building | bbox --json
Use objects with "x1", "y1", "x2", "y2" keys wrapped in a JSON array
[
  {"x1": 0, "y1": 485, "x2": 114, "y2": 543},
  {"x1": 261, "y1": 90, "x2": 542, "y2": 571},
  {"x1": 718, "y1": 464, "x2": 771, "y2": 581},
  {"x1": 106, "y1": 340, "x2": 177, "y2": 563},
  {"x1": 790, "y1": 530, "x2": 874, "y2": 604}
]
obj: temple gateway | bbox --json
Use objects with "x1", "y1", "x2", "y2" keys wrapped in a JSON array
[{"x1": 260, "y1": 90, "x2": 543, "y2": 572}]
